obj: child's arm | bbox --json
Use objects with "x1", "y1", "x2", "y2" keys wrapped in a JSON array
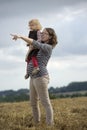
[
  {"x1": 37, "y1": 31, "x2": 41, "y2": 42},
  {"x1": 29, "y1": 45, "x2": 33, "y2": 51}
]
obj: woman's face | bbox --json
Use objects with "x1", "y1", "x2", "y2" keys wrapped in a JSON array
[{"x1": 41, "y1": 29, "x2": 50, "y2": 43}]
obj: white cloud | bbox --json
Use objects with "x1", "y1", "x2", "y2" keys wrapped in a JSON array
[
  {"x1": 0, "y1": 0, "x2": 87, "y2": 90},
  {"x1": 48, "y1": 55, "x2": 87, "y2": 87}
]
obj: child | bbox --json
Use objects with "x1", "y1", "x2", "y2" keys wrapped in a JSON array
[{"x1": 25, "y1": 19, "x2": 42, "y2": 79}]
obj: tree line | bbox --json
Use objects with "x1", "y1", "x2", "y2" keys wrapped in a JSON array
[{"x1": 0, "y1": 81, "x2": 87, "y2": 102}]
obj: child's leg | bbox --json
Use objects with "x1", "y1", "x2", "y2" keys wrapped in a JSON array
[
  {"x1": 32, "y1": 56, "x2": 40, "y2": 75},
  {"x1": 32, "y1": 56, "x2": 39, "y2": 67}
]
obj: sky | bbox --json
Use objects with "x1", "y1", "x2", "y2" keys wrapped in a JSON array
[{"x1": 0, "y1": 0, "x2": 87, "y2": 91}]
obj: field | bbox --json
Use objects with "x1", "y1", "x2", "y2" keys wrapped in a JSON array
[{"x1": 0, "y1": 97, "x2": 87, "y2": 130}]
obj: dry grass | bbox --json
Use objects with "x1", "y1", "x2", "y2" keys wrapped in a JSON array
[{"x1": 0, "y1": 97, "x2": 87, "y2": 130}]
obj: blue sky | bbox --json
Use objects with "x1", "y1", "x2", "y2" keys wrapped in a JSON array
[{"x1": 0, "y1": 0, "x2": 87, "y2": 91}]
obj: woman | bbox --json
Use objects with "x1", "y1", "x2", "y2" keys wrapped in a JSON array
[{"x1": 11, "y1": 27, "x2": 58, "y2": 126}]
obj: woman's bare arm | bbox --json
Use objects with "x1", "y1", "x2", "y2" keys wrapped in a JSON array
[{"x1": 10, "y1": 34, "x2": 33, "y2": 45}]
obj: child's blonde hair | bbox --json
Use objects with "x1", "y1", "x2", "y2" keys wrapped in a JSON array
[{"x1": 29, "y1": 19, "x2": 42, "y2": 30}]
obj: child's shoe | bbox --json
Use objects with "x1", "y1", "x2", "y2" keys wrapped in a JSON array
[
  {"x1": 25, "y1": 74, "x2": 29, "y2": 79},
  {"x1": 32, "y1": 67, "x2": 40, "y2": 75}
]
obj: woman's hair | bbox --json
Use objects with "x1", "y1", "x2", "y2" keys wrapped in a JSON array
[
  {"x1": 45, "y1": 28, "x2": 58, "y2": 47},
  {"x1": 29, "y1": 19, "x2": 42, "y2": 30}
]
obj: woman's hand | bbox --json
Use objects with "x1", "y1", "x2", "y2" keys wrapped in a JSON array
[
  {"x1": 10, "y1": 34, "x2": 33, "y2": 46},
  {"x1": 10, "y1": 34, "x2": 21, "y2": 41}
]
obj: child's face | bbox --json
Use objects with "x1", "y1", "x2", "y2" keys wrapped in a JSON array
[{"x1": 29, "y1": 23, "x2": 36, "y2": 30}]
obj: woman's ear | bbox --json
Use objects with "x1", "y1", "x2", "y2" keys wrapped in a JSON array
[{"x1": 49, "y1": 36, "x2": 52, "y2": 39}]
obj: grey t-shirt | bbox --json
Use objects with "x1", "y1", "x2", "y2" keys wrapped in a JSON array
[{"x1": 27, "y1": 40, "x2": 53, "y2": 78}]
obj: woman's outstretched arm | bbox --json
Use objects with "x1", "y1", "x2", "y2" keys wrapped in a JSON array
[{"x1": 10, "y1": 34, "x2": 33, "y2": 45}]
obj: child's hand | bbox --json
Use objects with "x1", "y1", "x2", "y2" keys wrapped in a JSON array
[
  {"x1": 10, "y1": 34, "x2": 21, "y2": 41},
  {"x1": 29, "y1": 45, "x2": 33, "y2": 50}
]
